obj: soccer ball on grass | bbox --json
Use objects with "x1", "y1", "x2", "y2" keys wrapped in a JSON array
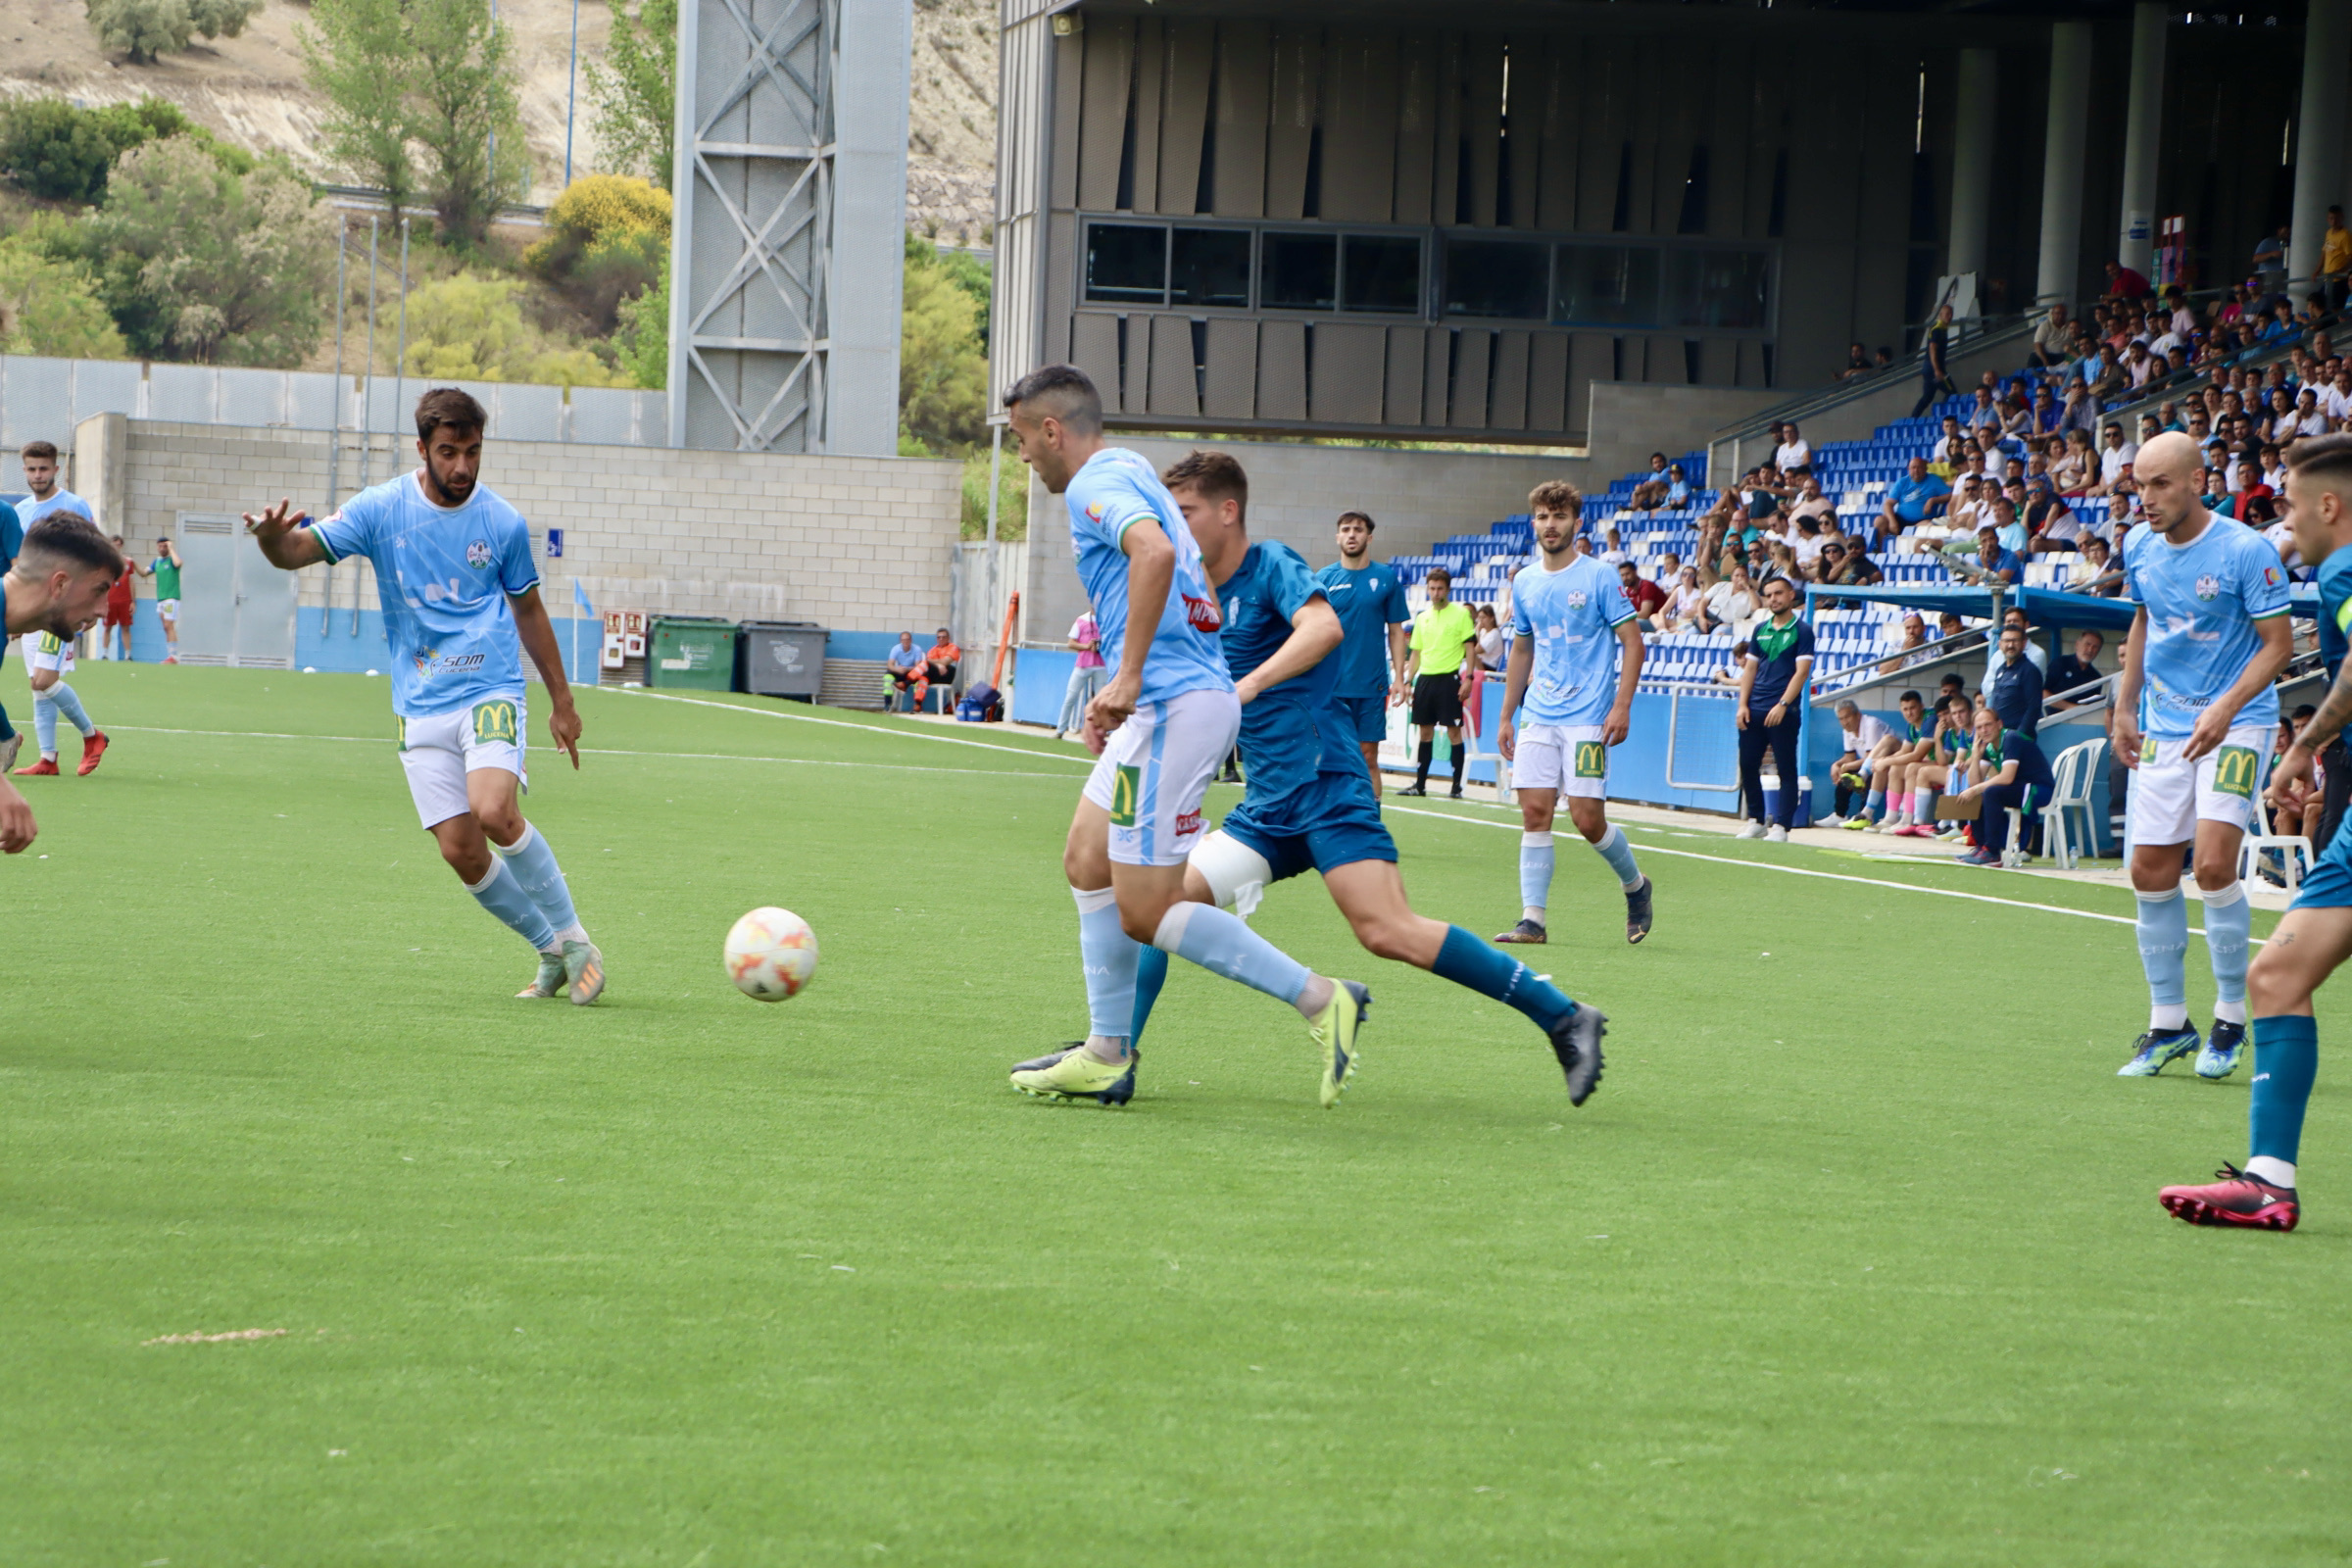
[{"x1": 724, "y1": 906, "x2": 818, "y2": 1001}]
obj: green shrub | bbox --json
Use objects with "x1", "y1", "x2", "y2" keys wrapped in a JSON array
[
  {"x1": 0, "y1": 238, "x2": 128, "y2": 359},
  {"x1": 85, "y1": 0, "x2": 262, "y2": 66},
  {"x1": 0, "y1": 96, "x2": 251, "y2": 204},
  {"x1": 524, "y1": 174, "x2": 670, "y2": 330},
  {"x1": 389, "y1": 270, "x2": 623, "y2": 386}
]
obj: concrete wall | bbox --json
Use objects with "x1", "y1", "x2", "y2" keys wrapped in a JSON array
[{"x1": 94, "y1": 420, "x2": 963, "y2": 664}]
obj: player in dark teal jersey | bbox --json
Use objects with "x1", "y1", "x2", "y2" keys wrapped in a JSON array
[
  {"x1": 1114, "y1": 451, "x2": 1606, "y2": 1108},
  {"x1": 1315, "y1": 513, "x2": 1411, "y2": 796},
  {"x1": 2159, "y1": 432, "x2": 2352, "y2": 1231}
]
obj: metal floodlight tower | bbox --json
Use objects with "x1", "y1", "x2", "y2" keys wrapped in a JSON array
[{"x1": 665, "y1": 0, "x2": 909, "y2": 454}]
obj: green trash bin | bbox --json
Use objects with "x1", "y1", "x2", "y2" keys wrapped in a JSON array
[{"x1": 648, "y1": 616, "x2": 741, "y2": 691}]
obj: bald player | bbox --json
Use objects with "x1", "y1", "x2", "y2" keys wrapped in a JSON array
[{"x1": 2112, "y1": 430, "x2": 2293, "y2": 1080}]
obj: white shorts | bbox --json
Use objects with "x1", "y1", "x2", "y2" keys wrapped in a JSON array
[
  {"x1": 2126, "y1": 725, "x2": 2270, "y2": 849},
  {"x1": 22, "y1": 633, "x2": 74, "y2": 676},
  {"x1": 1080, "y1": 687, "x2": 1241, "y2": 866},
  {"x1": 156, "y1": 599, "x2": 178, "y2": 619},
  {"x1": 1512, "y1": 723, "x2": 1609, "y2": 799},
  {"x1": 398, "y1": 692, "x2": 530, "y2": 829}
]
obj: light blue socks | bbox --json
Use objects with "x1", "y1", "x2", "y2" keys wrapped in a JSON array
[
  {"x1": 2135, "y1": 888, "x2": 2190, "y2": 1027},
  {"x1": 1519, "y1": 831, "x2": 1555, "y2": 916},
  {"x1": 467, "y1": 857, "x2": 558, "y2": 952},
  {"x1": 494, "y1": 821, "x2": 583, "y2": 940},
  {"x1": 1592, "y1": 823, "x2": 1643, "y2": 889},
  {"x1": 33, "y1": 682, "x2": 91, "y2": 756},
  {"x1": 2202, "y1": 882, "x2": 2251, "y2": 1023},
  {"x1": 1074, "y1": 885, "x2": 1139, "y2": 1042},
  {"x1": 1152, "y1": 901, "x2": 1311, "y2": 1006}
]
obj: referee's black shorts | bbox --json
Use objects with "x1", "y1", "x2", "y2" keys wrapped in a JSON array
[{"x1": 1410, "y1": 671, "x2": 1464, "y2": 728}]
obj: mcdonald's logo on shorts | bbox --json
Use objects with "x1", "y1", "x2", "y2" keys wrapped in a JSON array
[
  {"x1": 2211, "y1": 744, "x2": 2259, "y2": 801},
  {"x1": 1110, "y1": 763, "x2": 1141, "y2": 826},
  {"x1": 1574, "y1": 741, "x2": 1607, "y2": 779}
]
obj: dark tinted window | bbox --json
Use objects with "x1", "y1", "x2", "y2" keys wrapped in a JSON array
[
  {"x1": 1259, "y1": 232, "x2": 1338, "y2": 310},
  {"x1": 1342, "y1": 234, "x2": 1421, "y2": 314},
  {"x1": 1171, "y1": 227, "x2": 1251, "y2": 308},
  {"x1": 1555, "y1": 244, "x2": 1660, "y2": 327},
  {"x1": 1444, "y1": 239, "x2": 1546, "y2": 318},
  {"x1": 1666, "y1": 247, "x2": 1772, "y2": 330},
  {"x1": 1085, "y1": 223, "x2": 1167, "y2": 305}
]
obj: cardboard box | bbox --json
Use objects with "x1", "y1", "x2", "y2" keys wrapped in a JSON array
[{"x1": 1936, "y1": 792, "x2": 1983, "y2": 821}]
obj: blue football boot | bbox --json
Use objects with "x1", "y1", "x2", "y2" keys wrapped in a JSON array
[
  {"x1": 2194, "y1": 1019, "x2": 2247, "y2": 1080},
  {"x1": 2118, "y1": 1024, "x2": 2202, "y2": 1077}
]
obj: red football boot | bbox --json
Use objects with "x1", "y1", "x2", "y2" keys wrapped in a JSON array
[
  {"x1": 77, "y1": 730, "x2": 108, "y2": 775},
  {"x1": 2160, "y1": 1163, "x2": 2299, "y2": 1231},
  {"x1": 12, "y1": 757, "x2": 59, "y2": 776}
]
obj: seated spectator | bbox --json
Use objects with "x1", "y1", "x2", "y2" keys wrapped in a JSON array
[
  {"x1": 1931, "y1": 414, "x2": 1969, "y2": 468},
  {"x1": 1823, "y1": 539, "x2": 1882, "y2": 594},
  {"x1": 2096, "y1": 421, "x2": 2137, "y2": 491},
  {"x1": 1878, "y1": 613, "x2": 1932, "y2": 674},
  {"x1": 2051, "y1": 428, "x2": 2094, "y2": 493},
  {"x1": 2047, "y1": 629, "x2": 2105, "y2": 708},
  {"x1": 1789, "y1": 514, "x2": 1828, "y2": 573},
  {"x1": 1876, "y1": 456, "x2": 1951, "y2": 544},
  {"x1": 1822, "y1": 698, "x2": 1895, "y2": 827},
  {"x1": 1875, "y1": 345, "x2": 1896, "y2": 370},
  {"x1": 1703, "y1": 562, "x2": 1760, "y2": 640},
  {"x1": 2078, "y1": 532, "x2": 2124, "y2": 595},
  {"x1": 2058, "y1": 378, "x2": 2100, "y2": 437},
  {"x1": 918, "y1": 627, "x2": 961, "y2": 707},
  {"x1": 1473, "y1": 603, "x2": 1507, "y2": 670},
  {"x1": 1630, "y1": 452, "x2": 1674, "y2": 512},
  {"x1": 2029, "y1": 302, "x2": 2073, "y2": 368},
  {"x1": 1949, "y1": 524, "x2": 2024, "y2": 586},
  {"x1": 1788, "y1": 475, "x2": 1838, "y2": 531},
  {"x1": 2023, "y1": 478, "x2": 2075, "y2": 548},
  {"x1": 2085, "y1": 343, "x2": 2128, "y2": 403},
  {"x1": 2030, "y1": 382, "x2": 2061, "y2": 433},
  {"x1": 1985, "y1": 495, "x2": 2029, "y2": 553},
  {"x1": 1948, "y1": 702, "x2": 2057, "y2": 866},
  {"x1": 1665, "y1": 464, "x2": 1692, "y2": 508},
  {"x1": 1968, "y1": 386, "x2": 2001, "y2": 430},
  {"x1": 886, "y1": 631, "x2": 925, "y2": 710},
  {"x1": 1839, "y1": 341, "x2": 1874, "y2": 379},
  {"x1": 1986, "y1": 622, "x2": 2045, "y2": 737},
  {"x1": 1596, "y1": 526, "x2": 1630, "y2": 566},
  {"x1": 1618, "y1": 560, "x2": 1667, "y2": 626},
  {"x1": 2105, "y1": 259, "x2": 2153, "y2": 301},
  {"x1": 1889, "y1": 692, "x2": 1978, "y2": 839},
  {"x1": 1662, "y1": 566, "x2": 1709, "y2": 633},
  {"x1": 1936, "y1": 612, "x2": 1968, "y2": 644}
]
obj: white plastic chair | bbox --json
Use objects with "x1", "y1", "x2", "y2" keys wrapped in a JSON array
[
  {"x1": 2239, "y1": 793, "x2": 2315, "y2": 896},
  {"x1": 2041, "y1": 737, "x2": 2106, "y2": 869}
]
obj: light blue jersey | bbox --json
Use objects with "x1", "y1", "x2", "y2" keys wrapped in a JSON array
[
  {"x1": 309, "y1": 470, "x2": 541, "y2": 718},
  {"x1": 1509, "y1": 553, "x2": 1636, "y2": 726},
  {"x1": 1062, "y1": 447, "x2": 1232, "y2": 708},
  {"x1": 2122, "y1": 514, "x2": 2290, "y2": 738},
  {"x1": 9, "y1": 488, "x2": 93, "y2": 566}
]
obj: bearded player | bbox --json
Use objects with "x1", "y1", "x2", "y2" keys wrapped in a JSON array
[
  {"x1": 243, "y1": 388, "x2": 606, "y2": 1004},
  {"x1": 999, "y1": 366, "x2": 1367, "y2": 1108}
]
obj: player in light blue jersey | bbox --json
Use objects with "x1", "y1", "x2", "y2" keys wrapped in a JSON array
[
  {"x1": 1494, "y1": 480, "x2": 1650, "y2": 947},
  {"x1": 1114, "y1": 451, "x2": 1605, "y2": 1106},
  {"x1": 2112, "y1": 431, "x2": 2292, "y2": 1078},
  {"x1": 1, "y1": 439, "x2": 95, "y2": 772},
  {"x1": 997, "y1": 366, "x2": 1365, "y2": 1108},
  {"x1": 242, "y1": 388, "x2": 606, "y2": 1004}
]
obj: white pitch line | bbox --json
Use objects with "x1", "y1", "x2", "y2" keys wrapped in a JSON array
[
  {"x1": 1384, "y1": 803, "x2": 2255, "y2": 944},
  {"x1": 102, "y1": 725, "x2": 1078, "y2": 781},
  {"x1": 597, "y1": 685, "x2": 1095, "y2": 766}
]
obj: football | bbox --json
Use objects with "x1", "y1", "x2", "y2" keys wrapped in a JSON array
[{"x1": 724, "y1": 906, "x2": 818, "y2": 1001}]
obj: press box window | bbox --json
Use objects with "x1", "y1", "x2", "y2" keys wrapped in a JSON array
[
  {"x1": 1444, "y1": 238, "x2": 1547, "y2": 319},
  {"x1": 1341, "y1": 235, "x2": 1421, "y2": 314},
  {"x1": 1666, "y1": 248, "x2": 1771, "y2": 330},
  {"x1": 1085, "y1": 223, "x2": 1168, "y2": 305},
  {"x1": 1171, "y1": 228, "x2": 1251, "y2": 308},
  {"x1": 1554, "y1": 245, "x2": 1661, "y2": 327},
  {"x1": 1260, "y1": 231, "x2": 1338, "y2": 311}
]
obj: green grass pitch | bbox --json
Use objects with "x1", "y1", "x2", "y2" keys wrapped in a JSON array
[{"x1": 5, "y1": 665, "x2": 2347, "y2": 1566}]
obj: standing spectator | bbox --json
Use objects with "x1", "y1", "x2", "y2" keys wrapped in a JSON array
[
  {"x1": 1775, "y1": 421, "x2": 1812, "y2": 476},
  {"x1": 99, "y1": 535, "x2": 135, "y2": 660},
  {"x1": 1912, "y1": 302, "x2": 1957, "y2": 416},
  {"x1": 1398, "y1": 565, "x2": 1478, "y2": 799},
  {"x1": 2325, "y1": 206, "x2": 2352, "y2": 308},
  {"x1": 149, "y1": 536, "x2": 183, "y2": 663},
  {"x1": 1986, "y1": 622, "x2": 2045, "y2": 737},
  {"x1": 2047, "y1": 629, "x2": 2105, "y2": 707},
  {"x1": 885, "y1": 631, "x2": 925, "y2": 710},
  {"x1": 1057, "y1": 609, "x2": 1105, "y2": 739},
  {"x1": 1734, "y1": 575, "x2": 1814, "y2": 842},
  {"x1": 2106, "y1": 259, "x2": 2153, "y2": 301},
  {"x1": 2252, "y1": 225, "x2": 2288, "y2": 295},
  {"x1": 1946, "y1": 703, "x2": 2056, "y2": 866}
]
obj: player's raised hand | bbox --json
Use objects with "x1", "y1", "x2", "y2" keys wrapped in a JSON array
[
  {"x1": 548, "y1": 702, "x2": 582, "y2": 768},
  {"x1": 242, "y1": 498, "x2": 323, "y2": 569},
  {"x1": 0, "y1": 781, "x2": 36, "y2": 854},
  {"x1": 242, "y1": 497, "x2": 307, "y2": 541}
]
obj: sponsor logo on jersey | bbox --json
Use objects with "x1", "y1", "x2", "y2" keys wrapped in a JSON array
[
  {"x1": 1174, "y1": 808, "x2": 1204, "y2": 837},
  {"x1": 1182, "y1": 592, "x2": 1223, "y2": 633},
  {"x1": 2264, "y1": 564, "x2": 2283, "y2": 587},
  {"x1": 466, "y1": 540, "x2": 492, "y2": 568},
  {"x1": 1085, "y1": 501, "x2": 1107, "y2": 522},
  {"x1": 2195, "y1": 573, "x2": 2221, "y2": 601}
]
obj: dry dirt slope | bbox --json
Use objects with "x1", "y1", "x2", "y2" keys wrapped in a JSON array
[{"x1": 0, "y1": 0, "x2": 998, "y2": 236}]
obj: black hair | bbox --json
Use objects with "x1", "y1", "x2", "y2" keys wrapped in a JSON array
[
  {"x1": 19, "y1": 514, "x2": 124, "y2": 577},
  {"x1": 1002, "y1": 363, "x2": 1103, "y2": 434}
]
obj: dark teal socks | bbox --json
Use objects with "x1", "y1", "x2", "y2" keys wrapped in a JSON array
[
  {"x1": 1433, "y1": 924, "x2": 1574, "y2": 1031},
  {"x1": 2249, "y1": 1014, "x2": 2320, "y2": 1168},
  {"x1": 1130, "y1": 944, "x2": 1170, "y2": 1051}
]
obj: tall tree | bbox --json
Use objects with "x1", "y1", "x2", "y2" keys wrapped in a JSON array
[
  {"x1": 585, "y1": 0, "x2": 677, "y2": 188},
  {"x1": 300, "y1": 0, "x2": 526, "y2": 248}
]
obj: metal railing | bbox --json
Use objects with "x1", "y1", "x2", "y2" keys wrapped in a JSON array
[{"x1": 1710, "y1": 313, "x2": 2042, "y2": 460}]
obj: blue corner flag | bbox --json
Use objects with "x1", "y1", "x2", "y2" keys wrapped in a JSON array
[{"x1": 572, "y1": 579, "x2": 595, "y2": 615}]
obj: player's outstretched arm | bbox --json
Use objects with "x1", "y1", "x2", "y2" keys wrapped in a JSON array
[
  {"x1": 508, "y1": 584, "x2": 582, "y2": 768},
  {"x1": 242, "y1": 498, "x2": 325, "y2": 569},
  {"x1": 0, "y1": 775, "x2": 35, "y2": 854}
]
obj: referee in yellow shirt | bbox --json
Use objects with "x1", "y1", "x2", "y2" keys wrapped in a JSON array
[{"x1": 1397, "y1": 565, "x2": 1480, "y2": 798}]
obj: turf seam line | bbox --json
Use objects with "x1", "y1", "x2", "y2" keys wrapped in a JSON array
[
  {"x1": 1384, "y1": 803, "x2": 2252, "y2": 945},
  {"x1": 595, "y1": 687, "x2": 1096, "y2": 766},
  {"x1": 101, "y1": 725, "x2": 1073, "y2": 779}
]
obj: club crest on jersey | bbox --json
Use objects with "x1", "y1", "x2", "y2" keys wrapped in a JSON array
[
  {"x1": 466, "y1": 540, "x2": 492, "y2": 568},
  {"x1": 2194, "y1": 573, "x2": 2221, "y2": 601},
  {"x1": 1182, "y1": 592, "x2": 1223, "y2": 632},
  {"x1": 1567, "y1": 590, "x2": 1588, "y2": 609}
]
